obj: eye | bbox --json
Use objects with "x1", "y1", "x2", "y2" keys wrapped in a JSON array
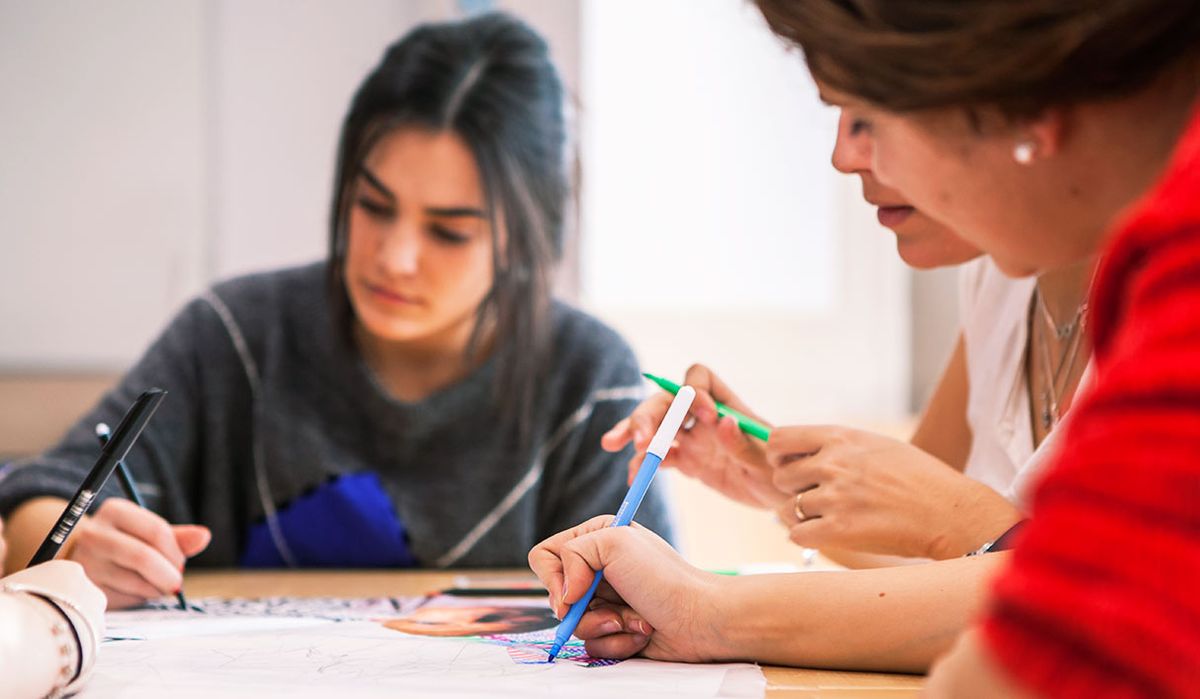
[
  {"x1": 849, "y1": 118, "x2": 872, "y2": 136},
  {"x1": 430, "y1": 224, "x2": 470, "y2": 245},
  {"x1": 356, "y1": 197, "x2": 394, "y2": 219}
]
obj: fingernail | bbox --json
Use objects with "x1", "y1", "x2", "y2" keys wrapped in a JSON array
[
  {"x1": 634, "y1": 620, "x2": 651, "y2": 635},
  {"x1": 560, "y1": 580, "x2": 569, "y2": 603},
  {"x1": 599, "y1": 620, "x2": 621, "y2": 634}
]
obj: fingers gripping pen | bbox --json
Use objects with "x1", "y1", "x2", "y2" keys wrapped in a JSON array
[{"x1": 546, "y1": 386, "x2": 696, "y2": 661}]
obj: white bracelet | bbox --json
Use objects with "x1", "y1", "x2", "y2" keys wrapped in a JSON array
[
  {"x1": 10, "y1": 592, "x2": 78, "y2": 699},
  {"x1": 3, "y1": 582, "x2": 98, "y2": 697}
]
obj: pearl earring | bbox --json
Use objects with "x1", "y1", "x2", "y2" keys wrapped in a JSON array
[{"x1": 1013, "y1": 141, "x2": 1036, "y2": 165}]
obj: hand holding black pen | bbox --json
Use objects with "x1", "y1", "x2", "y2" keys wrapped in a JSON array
[
  {"x1": 28, "y1": 389, "x2": 212, "y2": 610},
  {"x1": 95, "y1": 422, "x2": 190, "y2": 611}
]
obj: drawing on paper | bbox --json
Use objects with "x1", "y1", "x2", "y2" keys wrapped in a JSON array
[
  {"x1": 124, "y1": 595, "x2": 620, "y2": 667},
  {"x1": 95, "y1": 597, "x2": 765, "y2": 698}
]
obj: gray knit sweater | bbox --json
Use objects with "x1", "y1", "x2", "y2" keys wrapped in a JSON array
[{"x1": 0, "y1": 263, "x2": 673, "y2": 568}]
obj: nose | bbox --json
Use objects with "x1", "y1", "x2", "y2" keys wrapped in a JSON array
[
  {"x1": 377, "y1": 223, "x2": 421, "y2": 277},
  {"x1": 830, "y1": 111, "x2": 872, "y2": 175}
]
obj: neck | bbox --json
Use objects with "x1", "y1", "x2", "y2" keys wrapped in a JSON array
[
  {"x1": 354, "y1": 317, "x2": 493, "y2": 402},
  {"x1": 1067, "y1": 65, "x2": 1199, "y2": 252},
  {"x1": 1035, "y1": 256, "x2": 1096, "y2": 324}
]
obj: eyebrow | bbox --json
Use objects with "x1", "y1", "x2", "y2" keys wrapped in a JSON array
[
  {"x1": 425, "y1": 206, "x2": 486, "y2": 219},
  {"x1": 358, "y1": 166, "x2": 395, "y2": 202},
  {"x1": 357, "y1": 166, "x2": 486, "y2": 219}
]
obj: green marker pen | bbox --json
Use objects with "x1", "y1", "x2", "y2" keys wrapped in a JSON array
[{"x1": 643, "y1": 372, "x2": 772, "y2": 441}]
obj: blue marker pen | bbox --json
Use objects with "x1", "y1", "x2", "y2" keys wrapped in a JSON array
[{"x1": 546, "y1": 385, "x2": 696, "y2": 661}]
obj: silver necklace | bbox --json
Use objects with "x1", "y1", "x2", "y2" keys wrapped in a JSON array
[
  {"x1": 1032, "y1": 288, "x2": 1088, "y2": 430},
  {"x1": 1035, "y1": 285, "x2": 1086, "y2": 341}
]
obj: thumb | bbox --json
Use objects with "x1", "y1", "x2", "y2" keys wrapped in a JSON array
[
  {"x1": 173, "y1": 525, "x2": 212, "y2": 558},
  {"x1": 558, "y1": 527, "x2": 646, "y2": 607},
  {"x1": 765, "y1": 425, "x2": 840, "y2": 466},
  {"x1": 682, "y1": 364, "x2": 761, "y2": 419},
  {"x1": 601, "y1": 417, "x2": 633, "y2": 452}
]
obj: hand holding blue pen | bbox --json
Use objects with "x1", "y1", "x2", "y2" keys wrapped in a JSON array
[{"x1": 546, "y1": 385, "x2": 696, "y2": 661}]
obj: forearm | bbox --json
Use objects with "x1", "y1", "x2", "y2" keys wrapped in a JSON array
[
  {"x1": 3, "y1": 497, "x2": 70, "y2": 572},
  {"x1": 715, "y1": 553, "x2": 1009, "y2": 672},
  {"x1": 820, "y1": 547, "x2": 927, "y2": 569},
  {"x1": 909, "y1": 334, "x2": 971, "y2": 471},
  {"x1": 0, "y1": 593, "x2": 77, "y2": 699}
]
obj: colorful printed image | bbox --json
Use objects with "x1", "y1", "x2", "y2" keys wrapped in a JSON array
[{"x1": 382, "y1": 603, "x2": 559, "y2": 637}]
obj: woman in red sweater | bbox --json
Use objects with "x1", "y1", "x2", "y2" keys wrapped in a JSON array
[{"x1": 528, "y1": 1, "x2": 1200, "y2": 695}]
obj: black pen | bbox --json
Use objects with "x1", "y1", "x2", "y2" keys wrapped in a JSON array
[
  {"x1": 95, "y1": 422, "x2": 190, "y2": 611},
  {"x1": 28, "y1": 389, "x2": 166, "y2": 567},
  {"x1": 439, "y1": 587, "x2": 546, "y2": 598}
]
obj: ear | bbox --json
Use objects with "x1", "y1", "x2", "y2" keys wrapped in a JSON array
[{"x1": 1023, "y1": 106, "x2": 1069, "y2": 158}]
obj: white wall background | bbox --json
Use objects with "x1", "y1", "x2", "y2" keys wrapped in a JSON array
[
  {"x1": 0, "y1": 0, "x2": 581, "y2": 369},
  {"x1": 579, "y1": 0, "x2": 910, "y2": 426},
  {"x1": 0, "y1": 1, "x2": 208, "y2": 368}
]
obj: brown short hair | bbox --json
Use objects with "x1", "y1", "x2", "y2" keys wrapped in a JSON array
[{"x1": 754, "y1": 0, "x2": 1200, "y2": 117}]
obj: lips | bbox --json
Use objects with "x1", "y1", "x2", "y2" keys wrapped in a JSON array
[
  {"x1": 876, "y1": 205, "x2": 915, "y2": 228},
  {"x1": 362, "y1": 280, "x2": 424, "y2": 306}
]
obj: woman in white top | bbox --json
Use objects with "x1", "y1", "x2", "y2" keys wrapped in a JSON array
[
  {"x1": 0, "y1": 520, "x2": 106, "y2": 699},
  {"x1": 603, "y1": 108, "x2": 1095, "y2": 562}
]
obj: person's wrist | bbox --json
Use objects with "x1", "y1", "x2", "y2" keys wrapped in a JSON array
[
  {"x1": 701, "y1": 573, "x2": 785, "y2": 662},
  {"x1": 929, "y1": 489, "x2": 1022, "y2": 559},
  {"x1": 921, "y1": 485, "x2": 1017, "y2": 562},
  {"x1": 689, "y1": 572, "x2": 740, "y2": 661}
]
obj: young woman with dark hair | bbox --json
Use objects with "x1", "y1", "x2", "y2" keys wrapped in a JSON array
[
  {"x1": 0, "y1": 12, "x2": 672, "y2": 609},
  {"x1": 530, "y1": 2, "x2": 1200, "y2": 694}
]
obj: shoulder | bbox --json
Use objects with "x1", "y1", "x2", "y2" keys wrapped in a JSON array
[
  {"x1": 547, "y1": 300, "x2": 640, "y2": 382},
  {"x1": 205, "y1": 262, "x2": 327, "y2": 318},
  {"x1": 155, "y1": 262, "x2": 330, "y2": 375},
  {"x1": 537, "y1": 301, "x2": 644, "y2": 419},
  {"x1": 958, "y1": 257, "x2": 1035, "y2": 377},
  {"x1": 198, "y1": 262, "x2": 329, "y2": 341}
]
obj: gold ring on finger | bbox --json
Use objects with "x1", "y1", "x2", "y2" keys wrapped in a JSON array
[{"x1": 793, "y1": 492, "x2": 807, "y2": 522}]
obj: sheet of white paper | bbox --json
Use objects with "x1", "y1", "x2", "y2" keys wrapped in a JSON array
[
  {"x1": 87, "y1": 597, "x2": 765, "y2": 698},
  {"x1": 103, "y1": 597, "x2": 427, "y2": 641}
]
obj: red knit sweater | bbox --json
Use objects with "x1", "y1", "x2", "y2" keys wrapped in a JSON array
[{"x1": 983, "y1": 107, "x2": 1200, "y2": 697}]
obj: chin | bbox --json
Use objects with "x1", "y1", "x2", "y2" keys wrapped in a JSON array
[
  {"x1": 355, "y1": 310, "x2": 432, "y2": 344},
  {"x1": 987, "y1": 256, "x2": 1040, "y2": 279},
  {"x1": 895, "y1": 240, "x2": 958, "y2": 271}
]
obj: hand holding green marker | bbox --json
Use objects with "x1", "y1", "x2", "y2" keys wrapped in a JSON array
[{"x1": 643, "y1": 372, "x2": 771, "y2": 441}]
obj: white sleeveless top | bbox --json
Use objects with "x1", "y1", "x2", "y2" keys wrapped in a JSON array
[{"x1": 958, "y1": 257, "x2": 1091, "y2": 512}]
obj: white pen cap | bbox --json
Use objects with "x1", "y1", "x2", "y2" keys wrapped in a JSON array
[{"x1": 646, "y1": 385, "x2": 696, "y2": 459}]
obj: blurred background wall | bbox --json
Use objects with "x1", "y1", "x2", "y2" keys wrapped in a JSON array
[{"x1": 0, "y1": 0, "x2": 959, "y2": 568}]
